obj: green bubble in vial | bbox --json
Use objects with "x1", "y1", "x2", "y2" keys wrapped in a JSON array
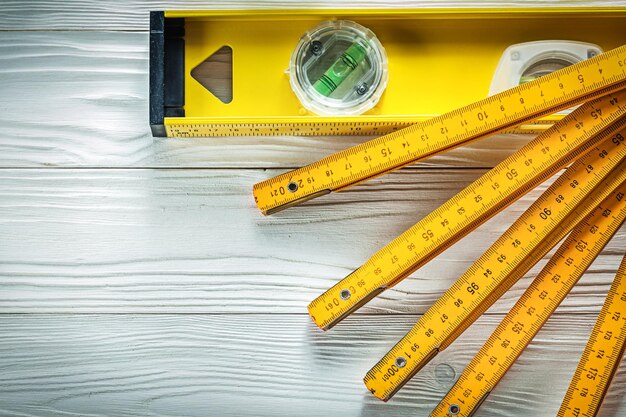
[
  {"x1": 313, "y1": 42, "x2": 368, "y2": 97},
  {"x1": 519, "y1": 76, "x2": 537, "y2": 85}
]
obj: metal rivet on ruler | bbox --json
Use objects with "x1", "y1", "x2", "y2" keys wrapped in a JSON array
[
  {"x1": 287, "y1": 182, "x2": 298, "y2": 193},
  {"x1": 395, "y1": 356, "x2": 407, "y2": 368},
  {"x1": 340, "y1": 289, "x2": 351, "y2": 300},
  {"x1": 449, "y1": 404, "x2": 461, "y2": 415}
]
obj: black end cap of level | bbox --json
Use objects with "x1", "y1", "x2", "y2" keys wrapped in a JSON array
[{"x1": 149, "y1": 11, "x2": 185, "y2": 137}]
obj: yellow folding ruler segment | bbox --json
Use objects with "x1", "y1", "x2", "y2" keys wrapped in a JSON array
[
  {"x1": 558, "y1": 252, "x2": 626, "y2": 417},
  {"x1": 253, "y1": 45, "x2": 626, "y2": 214},
  {"x1": 308, "y1": 91, "x2": 626, "y2": 331},
  {"x1": 150, "y1": 8, "x2": 626, "y2": 137},
  {"x1": 364, "y1": 130, "x2": 626, "y2": 401},
  {"x1": 430, "y1": 185, "x2": 626, "y2": 417}
]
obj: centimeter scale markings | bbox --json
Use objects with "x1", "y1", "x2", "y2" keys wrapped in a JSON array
[
  {"x1": 253, "y1": 44, "x2": 626, "y2": 215},
  {"x1": 364, "y1": 129, "x2": 626, "y2": 401},
  {"x1": 168, "y1": 119, "x2": 414, "y2": 137},
  {"x1": 558, "y1": 252, "x2": 626, "y2": 417},
  {"x1": 429, "y1": 184, "x2": 626, "y2": 417},
  {"x1": 247, "y1": 43, "x2": 626, "y2": 410},
  {"x1": 167, "y1": 118, "x2": 555, "y2": 137},
  {"x1": 308, "y1": 91, "x2": 626, "y2": 331}
]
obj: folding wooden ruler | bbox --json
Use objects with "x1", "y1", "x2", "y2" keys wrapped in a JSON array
[
  {"x1": 430, "y1": 208, "x2": 626, "y2": 417},
  {"x1": 253, "y1": 45, "x2": 626, "y2": 415}
]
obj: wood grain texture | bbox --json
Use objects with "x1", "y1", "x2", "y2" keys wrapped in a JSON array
[
  {"x1": 1, "y1": 168, "x2": 623, "y2": 314},
  {"x1": 0, "y1": 314, "x2": 624, "y2": 417},
  {"x1": 0, "y1": 30, "x2": 536, "y2": 169},
  {"x1": 3, "y1": 0, "x2": 626, "y2": 30},
  {"x1": 2, "y1": 2, "x2": 625, "y2": 416}
]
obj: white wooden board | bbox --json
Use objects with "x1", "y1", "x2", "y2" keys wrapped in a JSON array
[
  {"x1": 1, "y1": 168, "x2": 624, "y2": 314},
  {"x1": 2, "y1": 1, "x2": 625, "y2": 30},
  {"x1": 0, "y1": 315, "x2": 624, "y2": 417},
  {"x1": 0, "y1": 1, "x2": 624, "y2": 416}
]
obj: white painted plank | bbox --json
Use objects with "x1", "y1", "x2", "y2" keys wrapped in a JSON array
[
  {"x1": 1, "y1": 168, "x2": 623, "y2": 314},
  {"x1": 0, "y1": 30, "x2": 536, "y2": 168},
  {"x1": 0, "y1": 314, "x2": 623, "y2": 417},
  {"x1": 1, "y1": 0, "x2": 623, "y2": 30},
  {"x1": 2, "y1": 3, "x2": 624, "y2": 417}
]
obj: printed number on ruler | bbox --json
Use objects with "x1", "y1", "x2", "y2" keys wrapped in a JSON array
[
  {"x1": 364, "y1": 132, "x2": 626, "y2": 401},
  {"x1": 308, "y1": 92, "x2": 626, "y2": 331},
  {"x1": 253, "y1": 45, "x2": 626, "y2": 215},
  {"x1": 430, "y1": 184, "x2": 626, "y2": 417}
]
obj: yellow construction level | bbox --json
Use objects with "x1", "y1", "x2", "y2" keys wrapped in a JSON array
[
  {"x1": 430, "y1": 186, "x2": 626, "y2": 417},
  {"x1": 149, "y1": 8, "x2": 626, "y2": 137}
]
